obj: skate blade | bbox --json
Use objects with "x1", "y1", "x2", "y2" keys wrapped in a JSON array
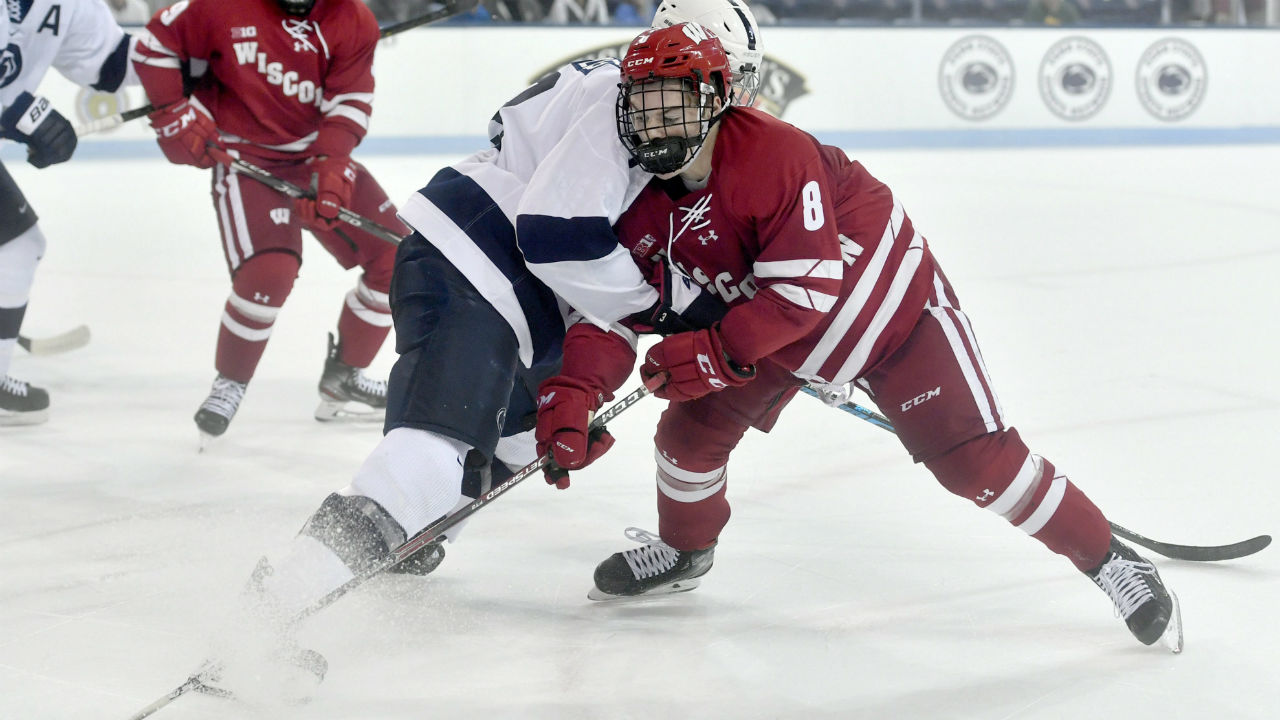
[
  {"x1": 587, "y1": 577, "x2": 701, "y2": 602},
  {"x1": 0, "y1": 409, "x2": 50, "y2": 426},
  {"x1": 314, "y1": 399, "x2": 385, "y2": 423},
  {"x1": 197, "y1": 430, "x2": 224, "y2": 452},
  {"x1": 1160, "y1": 590, "x2": 1184, "y2": 654}
]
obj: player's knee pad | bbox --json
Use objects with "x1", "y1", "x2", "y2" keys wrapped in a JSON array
[
  {"x1": 344, "y1": 427, "x2": 469, "y2": 537},
  {"x1": 231, "y1": 251, "x2": 299, "y2": 308},
  {"x1": 300, "y1": 492, "x2": 406, "y2": 574},
  {"x1": 924, "y1": 428, "x2": 1055, "y2": 520},
  {"x1": 0, "y1": 224, "x2": 46, "y2": 308}
]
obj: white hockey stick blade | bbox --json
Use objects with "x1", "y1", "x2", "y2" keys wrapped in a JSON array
[
  {"x1": 1160, "y1": 591, "x2": 1184, "y2": 654},
  {"x1": 17, "y1": 325, "x2": 90, "y2": 355},
  {"x1": 587, "y1": 577, "x2": 702, "y2": 602},
  {"x1": 314, "y1": 399, "x2": 385, "y2": 423}
]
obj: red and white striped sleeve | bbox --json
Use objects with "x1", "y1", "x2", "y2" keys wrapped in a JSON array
[
  {"x1": 130, "y1": 0, "x2": 204, "y2": 107},
  {"x1": 311, "y1": 1, "x2": 379, "y2": 158},
  {"x1": 718, "y1": 143, "x2": 845, "y2": 365}
]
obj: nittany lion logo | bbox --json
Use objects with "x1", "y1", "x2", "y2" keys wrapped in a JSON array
[
  {"x1": 0, "y1": 43, "x2": 21, "y2": 89},
  {"x1": 7, "y1": 0, "x2": 36, "y2": 24}
]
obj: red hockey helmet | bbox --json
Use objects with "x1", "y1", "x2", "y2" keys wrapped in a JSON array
[{"x1": 616, "y1": 23, "x2": 733, "y2": 176}]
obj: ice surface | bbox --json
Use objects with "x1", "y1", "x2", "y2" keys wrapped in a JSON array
[{"x1": 1, "y1": 145, "x2": 1277, "y2": 719}]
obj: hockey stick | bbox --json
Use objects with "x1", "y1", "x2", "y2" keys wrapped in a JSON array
[
  {"x1": 125, "y1": 382, "x2": 651, "y2": 720},
  {"x1": 299, "y1": 381, "x2": 653, "y2": 621},
  {"x1": 799, "y1": 386, "x2": 1272, "y2": 562},
  {"x1": 79, "y1": 0, "x2": 479, "y2": 137},
  {"x1": 209, "y1": 150, "x2": 404, "y2": 245},
  {"x1": 17, "y1": 325, "x2": 91, "y2": 355}
]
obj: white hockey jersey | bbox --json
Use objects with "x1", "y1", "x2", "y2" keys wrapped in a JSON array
[
  {"x1": 1, "y1": 0, "x2": 135, "y2": 114},
  {"x1": 397, "y1": 58, "x2": 657, "y2": 367}
]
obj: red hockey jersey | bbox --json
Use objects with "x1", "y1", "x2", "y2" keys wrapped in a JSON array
[
  {"x1": 132, "y1": 0, "x2": 378, "y2": 160},
  {"x1": 615, "y1": 108, "x2": 936, "y2": 386}
]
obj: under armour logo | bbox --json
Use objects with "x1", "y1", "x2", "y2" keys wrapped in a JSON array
[
  {"x1": 698, "y1": 230, "x2": 718, "y2": 246},
  {"x1": 269, "y1": 207, "x2": 291, "y2": 225},
  {"x1": 253, "y1": 292, "x2": 271, "y2": 303},
  {"x1": 977, "y1": 489, "x2": 994, "y2": 502}
]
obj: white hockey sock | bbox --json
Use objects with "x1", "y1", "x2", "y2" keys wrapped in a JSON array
[
  {"x1": 343, "y1": 427, "x2": 470, "y2": 542},
  {"x1": 0, "y1": 224, "x2": 44, "y2": 378}
]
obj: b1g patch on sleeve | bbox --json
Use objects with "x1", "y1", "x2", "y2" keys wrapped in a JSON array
[{"x1": 631, "y1": 233, "x2": 658, "y2": 259}]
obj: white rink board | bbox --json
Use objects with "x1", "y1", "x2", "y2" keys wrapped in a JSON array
[{"x1": 32, "y1": 26, "x2": 1280, "y2": 153}]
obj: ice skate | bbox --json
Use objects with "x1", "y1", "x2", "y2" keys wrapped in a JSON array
[
  {"x1": 0, "y1": 375, "x2": 50, "y2": 426},
  {"x1": 588, "y1": 527, "x2": 715, "y2": 601},
  {"x1": 315, "y1": 332, "x2": 386, "y2": 422},
  {"x1": 388, "y1": 536, "x2": 446, "y2": 576},
  {"x1": 194, "y1": 374, "x2": 247, "y2": 447},
  {"x1": 1087, "y1": 536, "x2": 1183, "y2": 653}
]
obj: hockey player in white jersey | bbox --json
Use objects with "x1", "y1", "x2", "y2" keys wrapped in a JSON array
[
  {"x1": 0, "y1": 0, "x2": 135, "y2": 424},
  {"x1": 183, "y1": 3, "x2": 767, "y2": 693}
]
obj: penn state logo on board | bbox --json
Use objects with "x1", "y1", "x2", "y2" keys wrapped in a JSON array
[
  {"x1": 1136, "y1": 38, "x2": 1206, "y2": 122},
  {"x1": 938, "y1": 35, "x2": 1014, "y2": 121},
  {"x1": 531, "y1": 41, "x2": 809, "y2": 119},
  {"x1": 1038, "y1": 37, "x2": 1112, "y2": 121},
  {"x1": 74, "y1": 87, "x2": 130, "y2": 130},
  {"x1": 0, "y1": 43, "x2": 21, "y2": 89}
]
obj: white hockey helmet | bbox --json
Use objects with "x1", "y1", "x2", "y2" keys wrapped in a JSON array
[{"x1": 651, "y1": 0, "x2": 764, "y2": 107}]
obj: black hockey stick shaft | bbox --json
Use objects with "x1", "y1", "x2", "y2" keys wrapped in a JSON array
[
  {"x1": 83, "y1": 0, "x2": 476, "y2": 137},
  {"x1": 800, "y1": 386, "x2": 1272, "y2": 562},
  {"x1": 296, "y1": 383, "x2": 653, "y2": 622},
  {"x1": 212, "y1": 151, "x2": 404, "y2": 245}
]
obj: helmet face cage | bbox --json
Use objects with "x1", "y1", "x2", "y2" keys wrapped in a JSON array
[
  {"x1": 616, "y1": 24, "x2": 733, "y2": 176},
  {"x1": 617, "y1": 75, "x2": 723, "y2": 175}
]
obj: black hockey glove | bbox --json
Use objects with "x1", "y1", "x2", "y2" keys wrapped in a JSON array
[
  {"x1": 0, "y1": 92, "x2": 78, "y2": 169},
  {"x1": 627, "y1": 256, "x2": 729, "y2": 336}
]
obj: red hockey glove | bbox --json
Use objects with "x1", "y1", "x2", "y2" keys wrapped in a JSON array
[
  {"x1": 535, "y1": 376, "x2": 617, "y2": 489},
  {"x1": 640, "y1": 326, "x2": 756, "y2": 402},
  {"x1": 148, "y1": 99, "x2": 224, "y2": 169},
  {"x1": 297, "y1": 155, "x2": 358, "y2": 231}
]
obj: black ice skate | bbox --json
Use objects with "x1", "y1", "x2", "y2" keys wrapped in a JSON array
[
  {"x1": 194, "y1": 374, "x2": 248, "y2": 445},
  {"x1": 0, "y1": 374, "x2": 50, "y2": 426},
  {"x1": 1087, "y1": 536, "x2": 1183, "y2": 653},
  {"x1": 588, "y1": 527, "x2": 715, "y2": 601},
  {"x1": 315, "y1": 332, "x2": 387, "y2": 422},
  {"x1": 388, "y1": 536, "x2": 446, "y2": 576}
]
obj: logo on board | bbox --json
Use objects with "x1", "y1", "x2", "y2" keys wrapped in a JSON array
[
  {"x1": 1135, "y1": 38, "x2": 1206, "y2": 122},
  {"x1": 1039, "y1": 36, "x2": 1112, "y2": 121},
  {"x1": 938, "y1": 35, "x2": 1015, "y2": 121}
]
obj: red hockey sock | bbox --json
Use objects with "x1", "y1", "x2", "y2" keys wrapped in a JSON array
[
  {"x1": 335, "y1": 276, "x2": 391, "y2": 368},
  {"x1": 657, "y1": 481, "x2": 729, "y2": 551},
  {"x1": 215, "y1": 252, "x2": 299, "y2": 383},
  {"x1": 925, "y1": 429, "x2": 1112, "y2": 572}
]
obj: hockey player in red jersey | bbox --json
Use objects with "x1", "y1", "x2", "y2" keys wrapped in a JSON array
[
  {"x1": 131, "y1": 0, "x2": 409, "y2": 440},
  {"x1": 535, "y1": 24, "x2": 1183, "y2": 652}
]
